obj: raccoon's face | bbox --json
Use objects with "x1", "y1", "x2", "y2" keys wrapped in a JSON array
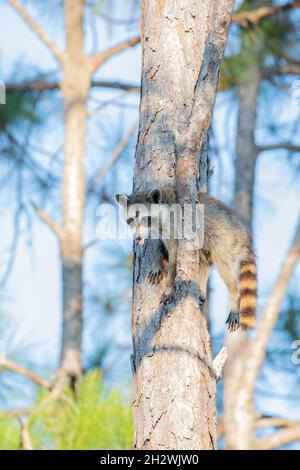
[{"x1": 116, "y1": 189, "x2": 164, "y2": 244}]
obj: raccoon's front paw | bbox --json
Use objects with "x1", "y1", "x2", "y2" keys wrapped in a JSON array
[
  {"x1": 148, "y1": 269, "x2": 163, "y2": 285},
  {"x1": 226, "y1": 311, "x2": 240, "y2": 333}
]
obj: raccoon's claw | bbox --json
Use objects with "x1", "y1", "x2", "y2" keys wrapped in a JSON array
[
  {"x1": 159, "y1": 289, "x2": 173, "y2": 306},
  {"x1": 148, "y1": 270, "x2": 163, "y2": 285},
  {"x1": 226, "y1": 311, "x2": 240, "y2": 332}
]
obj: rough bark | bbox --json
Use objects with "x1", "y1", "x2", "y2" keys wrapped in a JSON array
[{"x1": 132, "y1": 0, "x2": 234, "y2": 450}]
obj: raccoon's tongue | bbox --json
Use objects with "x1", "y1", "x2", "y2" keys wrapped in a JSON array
[{"x1": 138, "y1": 238, "x2": 145, "y2": 246}]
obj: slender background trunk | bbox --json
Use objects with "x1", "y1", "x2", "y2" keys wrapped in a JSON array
[
  {"x1": 223, "y1": 57, "x2": 261, "y2": 451},
  {"x1": 59, "y1": 0, "x2": 92, "y2": 385},
  {"x1": 132, "y1": 0, "x2": 234, "y2": 450},
  {"x1": 8, "y1": 0, "x2": 142, "y2": 388},
  {"x1": 223, "y1": 1, "x2": 300, "y2": 450}
]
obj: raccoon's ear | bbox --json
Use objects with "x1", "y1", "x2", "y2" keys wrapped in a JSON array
[
  {"x1": 147, "y1": 189, "x2": 162, "y2": 204},
  {"x1": 115, "y1": 194, "x2": 128, "y2": 204}
]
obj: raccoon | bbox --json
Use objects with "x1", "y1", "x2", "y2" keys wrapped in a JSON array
[{"x1": 116, "y1": 188, "x2": 256, "y2": 331}]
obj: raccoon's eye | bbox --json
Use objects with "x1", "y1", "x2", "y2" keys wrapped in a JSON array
[{"x1": 127, "y1": 218, "x2": 134, "y2": 225}]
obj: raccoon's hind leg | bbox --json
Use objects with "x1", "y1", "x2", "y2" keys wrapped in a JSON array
[
  {"x1": 147, "y1": 241, "x2": 168, "y2": 286},
  {"x1": 215, "y1": 260, "x2": 240, "y2": 332}
]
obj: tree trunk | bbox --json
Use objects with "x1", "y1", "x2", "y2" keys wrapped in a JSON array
[
  {"x1": 223, "y1": 61, "x2": 261, "y2": 450},
  {"x1": 132, "y1": 0, "x2": 234, "y2": 450},
  {"x1": 59, "y1": 0, "x2": 92, "y2": 386},
  {"x1": 222, "y1": 0, "x2": 299, "y2": 450},
  {"x1": 223, "y1": 32, "x2": 262, "y2": 449}
]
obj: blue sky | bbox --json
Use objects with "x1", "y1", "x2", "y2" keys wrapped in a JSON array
[{"x1": 0, "y1": 1, "x2": 300, "y2": 425}]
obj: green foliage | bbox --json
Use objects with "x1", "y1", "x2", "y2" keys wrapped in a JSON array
[
  {"x1": 0, "y1": 90, "x2": 41, "y2": 130},
  {"x1": 0, "y1": 371, "x2": 133, "y2": 450},
  {"x1": 219, "y1": 1, "x2": 298, "y2": 91},
  {"x1": 0, "y1": 415, "x2": 20, "y2": 450},
  {"x1": 29, "y1": 370, "x2": 133, "y2": 450}
]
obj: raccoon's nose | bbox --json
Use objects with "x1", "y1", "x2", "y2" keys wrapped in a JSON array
[{"x1": 133, "y1": 233, "x2": 141, "y2": 241}]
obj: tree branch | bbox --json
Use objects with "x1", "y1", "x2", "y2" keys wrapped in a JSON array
[
  {"x1": 2, "y1": 358, "x2": 51, "y2": 389},
  {"x1": 89, "y1": 36, "x2": 141, "y2": 72},
  {"x1": 8, "y1": 0, "x2": 300, "y2": 75},
  {"x1": 88, "y1": 122, "x2": 138, "y2": 191},
  {"x1": 255, "y1": 425, "x2": 300, "y2": 450},
  {"x1": 19, "y1": 419, "x2": 33, "y2": 450},
  {"x1": 257, "y1": 143, "x2": 300, "y2": 154},
  {"x1": 213, "y1": 347, "x2": 228, "y2": 381},
  {"x1": 256, "y1": 417, "x2": 300, "y2": 429},
  {"x1": 6, "y1": 79, "x2": 140, "y2": 93},
  {"x1": 245, "y1": 218, "x2": 300, "y2": 392},
  {"x1": 8, "y1": 0, "x2": 63, "y2": 62},
  {"x1": 263, "y1": 64, "x2": 300, "y2": 78},
  {"x1": 218, "y1": 414, "x2": 299, "y2": 438},
  {"x1": 31, "y1": 202, "x2": 62, "y2": 239},
  {"x1": 233, "y1": 1, "x2": 300, "y2": 27}
]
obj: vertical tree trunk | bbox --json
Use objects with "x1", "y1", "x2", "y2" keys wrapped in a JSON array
[
  {"x1": 59, "y1": 0, "x2": 92, "y2": 385},
  {"x1": 223, "y1": 1, "x2": 266, "y2": 449},
  {"x1": 132, "y1": 0, "x2": 234, "y2": 450},
  {"x1": 223, "y1": 65, "x2": 261, "y2": 451}
]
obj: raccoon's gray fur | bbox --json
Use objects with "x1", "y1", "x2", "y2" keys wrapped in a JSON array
[{"x1": 116, "y1": 188, "x2": 256, "y2": 331}]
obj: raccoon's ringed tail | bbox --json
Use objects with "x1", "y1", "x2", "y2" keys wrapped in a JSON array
[{"x1": 239, "y1": 256, "x2": 257, "y2": 329}]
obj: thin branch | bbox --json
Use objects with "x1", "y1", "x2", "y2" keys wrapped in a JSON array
[
  {"x1": 217, "y1": 414, "x2": 298, "y2": 438},
  {"x1": 8, "y1": 0, "x2": 63, "y2": 62},
  {"x1": 256, "y1": 417, "x2": 300, "y2": 429},
  {"x1": 7, "y1": 0, "x2": 299, "y2": 76},
  {"x1": 19, "y1": 419, "x2": 33, "y2": 450},
  {"x1": 92, "y1": 80, "x2": 140, "y2": 93},
  {"x1": 257, "y1": 143, "x2": 300, "y2": 154},
  {"x1": 233, "y1": 1, "x2": 300, "y2": 27},
  {"x1": 83, "y1": 239, "x2": 100, "y2": 251},
  {"x1": 31, "y1": 202, "x2": 62, "y2": 239},
  {"x1": 255, "y1": 425, "x2": 300, "y2": 450},
  {"x1": 245, "y1": 218, "x2": 300, "y2": 392},
  {"x1": 213, "y1": 346, "x2": 228, "y2": 381},
  {"x1": 263, "y1": 64, "x2": 300, "y2": 78},
  {"x1": 6, "y1": 79, "x2": 140, "y2": 93},
  {"x1": 2, "y1": 358, "x2": 51, "y2": 389},
  {"x1": 89, "y1": 122, "x2": 138, "y2": 191},
  {"x1": 90, "y1": 36, "x2": 140, "y2": 72},
  {"x1": 5, "y1": 408, "x2": 32, "y2": 418}
]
